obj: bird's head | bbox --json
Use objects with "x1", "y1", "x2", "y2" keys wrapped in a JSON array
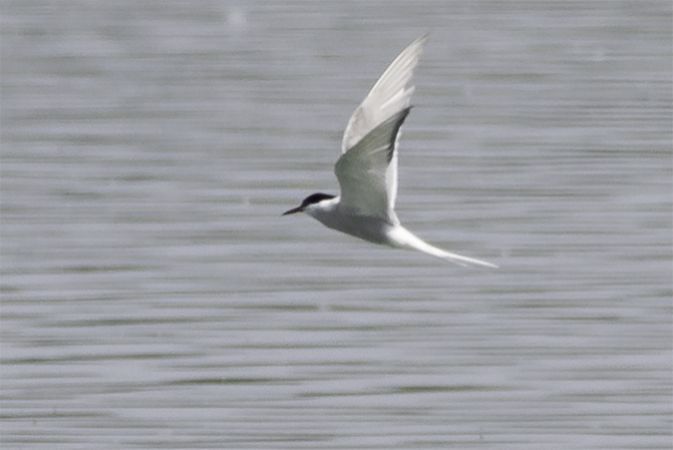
[{"x1": 282, "y1": 193, "x2": 335, "y2": 216}]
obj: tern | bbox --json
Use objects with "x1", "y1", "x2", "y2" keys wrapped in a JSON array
[{"x1": 283, "y1": 36, "x2": 497, "y2": 268}]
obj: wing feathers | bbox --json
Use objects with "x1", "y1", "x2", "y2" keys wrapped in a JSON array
[
  {"x1": 341, "y1": 35, "x2": 427, "y2": 153},
  {"x1": 335, "y1": 35, "x2": 427, "y2": 222},
  {"x1": 353, "y1": 107, "x2": 411, "y2": 163},
  {"x1": 334, "y1": 108, "x2": 412, "y2": 220}
]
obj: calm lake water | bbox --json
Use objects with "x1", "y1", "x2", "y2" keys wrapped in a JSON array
[{"x1": 1, "y1": 1, "x2": 672, "y2": 449}]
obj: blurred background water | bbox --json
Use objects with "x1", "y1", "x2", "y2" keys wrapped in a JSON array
[{"x1": 1, "y1": 1, "x2": 671, "y2": 449}]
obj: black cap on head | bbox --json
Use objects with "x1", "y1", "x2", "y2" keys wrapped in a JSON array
[
  {"x1": 282, "y1": 192, "x2": 335, "y2": 216},
  {"x1": 300, "y1": 193, "x2": 335, "y2": 207}
]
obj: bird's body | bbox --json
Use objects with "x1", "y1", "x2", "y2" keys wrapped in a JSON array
[
  {"x1": 305, "y1": 197, "x2": 396, "y2": 246},
  {"x1": 284, "y1": 36, "x2": 497, "y2": 268}
]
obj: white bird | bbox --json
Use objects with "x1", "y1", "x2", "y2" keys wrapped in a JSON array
[{"x1": 283, "y1": 35, "x2": 497, "y2": 268}]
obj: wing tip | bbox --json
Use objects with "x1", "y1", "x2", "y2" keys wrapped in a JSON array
[
  {"x1": 415, "y1": 33, "x2": 430, "y2": 46},
  {"x1": 406, "y1": 33, "x2": 430, "y2": 55}
]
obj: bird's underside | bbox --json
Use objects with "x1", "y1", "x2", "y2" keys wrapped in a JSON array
[{"x1": 315, "y1": 204, "x2": 498, "y2": 269}]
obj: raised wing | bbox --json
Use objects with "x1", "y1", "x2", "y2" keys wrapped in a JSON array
[
  {"x1": 334, "y1": 107, "x2": 411, "y2": 222},
  {"x1": 337, "y1": 36, "x2": 427, "y2": 220},
  {"x1": 341, "y1": 35, "x2": 427, "y2": 153}
]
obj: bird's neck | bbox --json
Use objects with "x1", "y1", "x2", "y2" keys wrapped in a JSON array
[{"x1": 305, "y1": 197, "x2": 340, "y2": 222}]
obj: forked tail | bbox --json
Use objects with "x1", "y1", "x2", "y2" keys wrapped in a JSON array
[{"x1": 389, "y1": 226, "x2": 498, "y2": 268}]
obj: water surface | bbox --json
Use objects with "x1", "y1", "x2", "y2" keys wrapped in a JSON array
[{"x1": 1, "y1": 1, "x2": 672, "y2": 449}]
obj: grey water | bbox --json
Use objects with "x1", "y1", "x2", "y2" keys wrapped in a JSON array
[{"x1": 1, "y1": 1, "x2": 671, "y2": 449}]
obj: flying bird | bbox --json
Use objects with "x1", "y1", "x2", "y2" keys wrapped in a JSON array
[{"x1": 283, "y1": 36, "x2": 497, "y2": 268}]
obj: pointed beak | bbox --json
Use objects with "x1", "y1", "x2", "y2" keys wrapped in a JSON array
[{"x1": 282, "y1": 205, "x2": 303, "y2": 216}]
